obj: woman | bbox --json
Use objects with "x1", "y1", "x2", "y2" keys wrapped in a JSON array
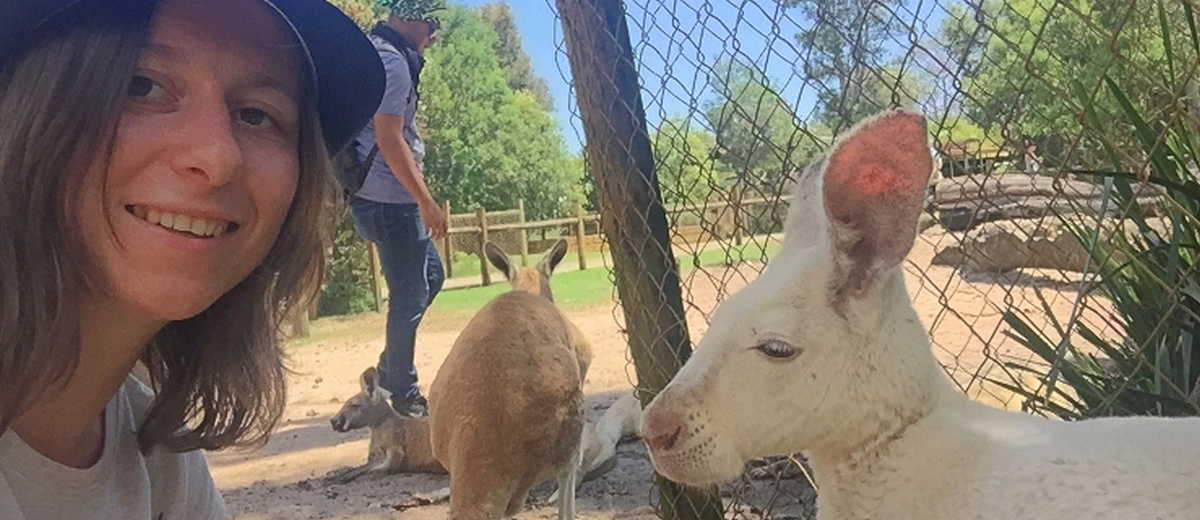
[{"x1": 0, "y1": 0, "x2": 384, "y2": 518}]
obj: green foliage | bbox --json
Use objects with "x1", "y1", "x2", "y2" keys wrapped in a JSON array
[
  {"x1": 944, "y1": 0, "x2": 1198, "y2": 166},
  {"x1": 327, "y1": 0, "x2": 387, "y2": 30},
  {"x1": 319, "y1": 212, "x2": 377, "y2": 317},
  {"x1": 783, "y1": 0, "x2": 933, "y2": 131},
  {"x1": 994, "y1": 5, "x2": 1200, "y2": 419},
  {"x1": 933, "y1": 115, "x2": 1004, "y2": 148},
  {"x1": 419, "y1": 6, "x2": 583, "y2": 220},
  {"x1": 480, "y1": 2, "x2": 554, "y2": 110},
  {"x1": 651, "y1": 117, "x2": 731, "y2": 206},
  {"x1": 704, "y1": 58, "x2": 830, "y2": 193}
]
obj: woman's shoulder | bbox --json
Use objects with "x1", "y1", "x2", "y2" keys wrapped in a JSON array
[
  {"x1": 122, "y1": 369, "x2": 156, "y2": 421},
  {"x1": 119, "y1": 372, "x2": 228, "y2": 520}
]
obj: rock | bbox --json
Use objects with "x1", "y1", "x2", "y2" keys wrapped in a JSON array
[
  {"x1": 931, "y1": 217, "x2": 1172, "y2": 272},
  {"x1": 931, "y1": 173, "x2": 1165, "y2": 231}
]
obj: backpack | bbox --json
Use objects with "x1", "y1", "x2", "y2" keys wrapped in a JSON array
[{"x1": 332, "y1": 141, "x2": 380, "y2": 198}]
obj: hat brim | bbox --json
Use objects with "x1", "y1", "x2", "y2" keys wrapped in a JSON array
[
  {"x1": 1, "y1": 0, "x2": 384, "y2": 155},
  {"x1": 264, "y1": 0, "x2": 385, "y2": 154}
]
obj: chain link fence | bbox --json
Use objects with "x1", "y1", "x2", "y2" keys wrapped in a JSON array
[{"x1": 548, "y1": 0, "x2": 1199, "y2": 518}]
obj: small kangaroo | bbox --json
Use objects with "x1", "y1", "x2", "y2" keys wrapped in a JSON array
[
  {"x1": 429, "y1": 239, "x2": 592, "y2": 520},
  {"x1": 326, "y1": 366, "x2": 446, "y2": 484},
  {"x1": 641, "y1": 110, "x2": 1200, "y2": 520}
]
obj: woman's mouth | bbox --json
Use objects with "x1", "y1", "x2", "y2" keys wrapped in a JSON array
[{"x1": 126, "y1": 205, "x2": 238, "y2": 238}]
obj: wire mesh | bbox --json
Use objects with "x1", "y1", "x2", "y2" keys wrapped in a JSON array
[{"x1": 547, "y1": 0, "x2": 1199, "y2": 518}]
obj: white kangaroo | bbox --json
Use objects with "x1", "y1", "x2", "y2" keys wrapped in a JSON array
[
  {"x1": 640, "y1": 110, "x2": 1200, "y2": 520},
  {"x1": 429, "y1": 239, "x2": 590, "y2": 520}
]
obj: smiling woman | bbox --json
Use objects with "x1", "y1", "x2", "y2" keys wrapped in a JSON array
[{"x1": 0, "y1": 0, "x2": 383, "y2": 518}]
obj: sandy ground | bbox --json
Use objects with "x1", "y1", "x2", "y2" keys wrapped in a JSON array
[{"x1": 210, "y1": 228, "x2": 1111, "y2": 519}]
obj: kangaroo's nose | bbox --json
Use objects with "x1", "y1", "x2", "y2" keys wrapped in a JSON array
[
  {"x1": 642, "y1": 406, "x2": 686, "y2": 453},
  {"x1": 645, "y1": 425, "x2": 682, "y2": 452}
]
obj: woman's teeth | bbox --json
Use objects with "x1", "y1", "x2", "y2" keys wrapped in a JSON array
[{"x1": 129, "y1": 206, "x2": 231, "y2": 238}]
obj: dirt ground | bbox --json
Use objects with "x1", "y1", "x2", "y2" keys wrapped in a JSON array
[{"x1": 210, "y1": 228, "x2": 1110, "y2": 519}]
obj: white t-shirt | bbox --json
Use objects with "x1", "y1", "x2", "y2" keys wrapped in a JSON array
[{"x1": 0, "y1": 377, "x2": 226, "y2": 520}]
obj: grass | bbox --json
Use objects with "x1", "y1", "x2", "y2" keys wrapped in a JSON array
[
  {"x1": 292, "y1": 235, "x2": 785, "y2": 352},
  {"x1": 429, "y1": 236, "x2": 783, "y2": 316},
  {"x1": 430, "y1": 265, "x2": 616, "y2": 314},
  {"x1": 446, "y1": 249, "x2": 612, "y2": 282}
]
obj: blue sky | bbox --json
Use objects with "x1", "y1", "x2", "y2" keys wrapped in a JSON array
[
  {"x1": 449, "y1": 0, "x2": 824, "y2": 153},
  {"x1": 453, "y1": 1, "x2": 948, "y2": 153}
]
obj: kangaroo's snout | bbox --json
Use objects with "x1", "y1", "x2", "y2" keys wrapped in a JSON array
[{"x1": 331, "y1": 415, "x2": 347, "y2": 432}]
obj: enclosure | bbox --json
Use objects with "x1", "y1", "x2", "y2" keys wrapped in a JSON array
[{"x1": 218, "y1": 0, "x2": 1200, "y2": 518}]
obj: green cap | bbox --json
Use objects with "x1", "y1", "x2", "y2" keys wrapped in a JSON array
[{"x1": 377, "y1": 0, "x2": 446, "y2": 23}]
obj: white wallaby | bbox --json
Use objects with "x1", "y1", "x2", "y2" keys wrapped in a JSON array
[
  {"x1": 640, "y1": 110, "x2": 1200, "y2": 520},
  {"x1": 548, "y1": 391, "x2": 643, "y2": 504},
  {"x1": 429, "y1": 239, "x2": 591, "y2": 520},
  {"x1": 326, "y1": 366, "x2": 446, "y2": 484}
]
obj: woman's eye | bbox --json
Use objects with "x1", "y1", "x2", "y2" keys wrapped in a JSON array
[
  {"x1": 127, "y1": 75, "x2": 160, "y2": 98},
  {"x1": 237, "y1": 108, "x2": 272, "y2": 127},
  {"x1": 754, "y1": 340, "x2": 798, "y2": 360}
]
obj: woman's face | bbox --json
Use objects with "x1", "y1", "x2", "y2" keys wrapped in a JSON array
[{"x1": 78, "y1": 0, "x2": 305, "y2": 323}]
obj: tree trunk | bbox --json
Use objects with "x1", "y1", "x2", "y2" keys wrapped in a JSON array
[{"x1": 555, "y1": 2, "x2": 724, "y2": 520}]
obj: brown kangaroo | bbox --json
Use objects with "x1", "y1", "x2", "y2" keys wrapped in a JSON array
[
  {"x1": 326, "y1": 366, "x2": 445, "y2": 484},
  {"x1": 428, "y1": 239, "x2": 592, "y2": 520}
]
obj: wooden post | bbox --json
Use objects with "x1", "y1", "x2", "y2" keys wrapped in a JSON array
[
  {"x1": 442, "y1": 199, "x2": 453, "y2": 278},
  {"x1": 556, "y1": 2, "x2": 723, "y2": 519},
  {"x1": 288, "y1": 303, "x2": 310, "y2": 339},
  {"x1": 518, "y1": 199, "x2": 529, "y2": 267},
  {"x1": 732, "y1": 186, "x2": 745, "y2": 246},
  {"x1": 476, "y1": 207, "x2": 492, "y2": 286},
  {"x1": 368, "y1": 241, "x2": 384, "y2": 312},
  {"x1": 308, "y1": 295, "x2": 320, "y2": 321},
  {"x1": 575, "y1": 203, "x2": 588, "y2": 270}
]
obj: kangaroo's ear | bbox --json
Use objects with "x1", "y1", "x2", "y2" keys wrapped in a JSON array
[
  {"x1": 820, "y1": 110, "x2": 933, "y2": 300},
  {"x1": 485, "y1": 242, "x2": 515, "y2": 281},
  {"x1": 360, "y1": 366, "x2": 379, "y2": 396},
  {"x1": 539, "y1": 238, "x2": 569, "y2": 278}
]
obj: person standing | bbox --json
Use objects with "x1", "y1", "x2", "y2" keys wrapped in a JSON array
[{"x1": 347, "y1": 0, "x2": 449, "y2": 418}]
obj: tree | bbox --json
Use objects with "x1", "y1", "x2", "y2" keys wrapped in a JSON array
[
  {"x1": 418, "y1": 6, "x2": 582, "y2": 219},
  {"x1": 327, "y1": 0, "x2": 386, "y2": 30},
  {"x1": 650, "y1": 118, "x2": 731, "y2": 206},
  {"x1": 783, "y1": 0, "x2": 921, "y2": 131},
  {"x1": 704, "y1": 58, "x2": 829, "y2": 195},
  {"x1": 481, "y1": 2, "x2": 555, "y2": 111},
  {"x1": 942, "y1": 0, "x2": 1196, "y2": 166}
]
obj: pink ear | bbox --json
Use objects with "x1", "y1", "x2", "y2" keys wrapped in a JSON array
[{"x1": 822, "y1": 111, "x2": 932, "y2": 297}]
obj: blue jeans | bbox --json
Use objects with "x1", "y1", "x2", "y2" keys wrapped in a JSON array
[{"x1": 349, "y1": 199, "x2": 444, "y2": 401}]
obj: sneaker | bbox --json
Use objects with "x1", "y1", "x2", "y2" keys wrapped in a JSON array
[{"x1": 391, "y1": 393, "x2": 429, "y2": 418}]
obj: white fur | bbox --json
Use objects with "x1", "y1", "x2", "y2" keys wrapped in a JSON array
[
  {"x1": 641, "y1": 110, "x2": 1200, "y2": 520},
  {"x1": 548, "y1": 391, "x2": 644, "y2": 504}
]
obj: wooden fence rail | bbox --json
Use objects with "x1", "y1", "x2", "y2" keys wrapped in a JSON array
[{"x1": 364, "y1": 194, "x2": 794, "y2": 303}]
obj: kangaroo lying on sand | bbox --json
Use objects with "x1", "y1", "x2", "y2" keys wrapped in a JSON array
[
  {"x1": 549, "y1": 391, "x2": 643, "y2": 504},
  {"x1": 429, "y1": 239, "x2": 592, "y2": 520},
  {"x1": 326, "y1": 366, "x2": 445, "y2": 484},
  {"x1": 641, "y1": 110, "x2": 1200, "y2": 520},
  {"x1": 325, "y1": 366, "x2": 636, "y2": 493}
]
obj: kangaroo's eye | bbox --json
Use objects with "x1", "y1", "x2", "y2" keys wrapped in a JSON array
[{"x1": 754, "y1": 340, "x2": 799, "y2": 360}]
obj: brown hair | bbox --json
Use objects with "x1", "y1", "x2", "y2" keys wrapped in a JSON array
[{"x1": 0, "y1": 1, "x2": 331, "y2": 452}]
